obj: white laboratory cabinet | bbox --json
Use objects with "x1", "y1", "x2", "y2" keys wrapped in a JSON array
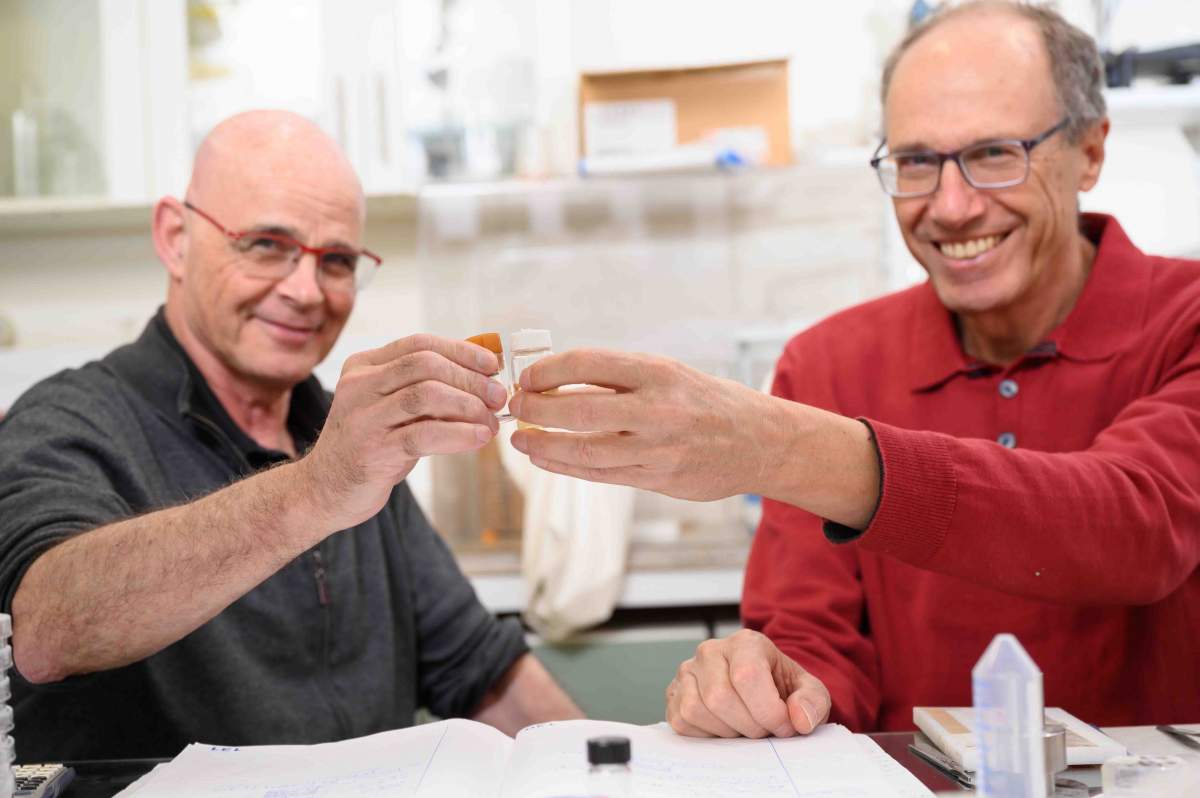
[
  {"x1": 0, "y1": 0, "x2": 189, "y2": 202},
  {"x1": 0, "y1": 0, "x2": 425, "y2": 204}
]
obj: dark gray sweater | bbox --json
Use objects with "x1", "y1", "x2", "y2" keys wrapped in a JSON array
[{"x1": 0, "y1": 311, "x2": 526, "y2": 760}]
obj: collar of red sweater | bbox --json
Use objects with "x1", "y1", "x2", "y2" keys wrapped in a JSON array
[{"x1": 906, "y1": 213, "x2": 1151, "y2": 392}]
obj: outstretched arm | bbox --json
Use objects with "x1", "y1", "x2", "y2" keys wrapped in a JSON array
[
  {"x1": 9, "y1": 335, "x2": 506, "y2": 683},
  {"x1": 508, "y1": 350, "x2": 880, "y2": 528},
  {"x1": 509, "y1": 344, "x2": 1200, "y2": 605}
]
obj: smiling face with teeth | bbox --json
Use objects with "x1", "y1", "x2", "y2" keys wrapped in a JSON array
[{"x1": 883, "y1": 7, "x2": 1108, "y2": 362}]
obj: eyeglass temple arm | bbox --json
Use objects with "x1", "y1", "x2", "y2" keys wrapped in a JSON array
[{"x1": 869, "y1": 138, "x2": 889, "y2": 166}]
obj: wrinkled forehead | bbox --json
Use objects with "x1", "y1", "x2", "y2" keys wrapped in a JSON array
[
  {"x1": 884, "y1": 11, "x2": 1059, "y2": 150},
  {"x1": 234, "y1": 163, "x2": 363, "y2": 239}
]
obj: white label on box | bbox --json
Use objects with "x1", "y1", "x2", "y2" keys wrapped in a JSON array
[{"x1": 583, "y1": 99, "x2": 677, "y2": 157}]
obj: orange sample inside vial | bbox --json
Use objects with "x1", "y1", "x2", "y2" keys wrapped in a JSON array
[{"x1": 467, "y1": 332, "x2": 513, "y2": 421}]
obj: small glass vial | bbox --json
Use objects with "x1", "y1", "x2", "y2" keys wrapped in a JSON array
[
  {"x1": 467, "y1": 332, "x2": 513, "y2": 422},
  {"x1": 510, "y1": 329, "x2": 553, "y2": 430},
  {"x1": 1102, "y1": 754, "x2": 1191, "y2": 796},
  {"x1": 587, "y1": 735, "x2": 631, "y2": 798}
]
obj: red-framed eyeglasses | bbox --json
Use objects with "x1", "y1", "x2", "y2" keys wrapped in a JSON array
[{"x1": 183, "y1": 200, "x2": 382, "y2": 293}]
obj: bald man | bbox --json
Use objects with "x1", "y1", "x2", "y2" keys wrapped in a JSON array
[
  {"x1": 509, "y1": 2, "x2": 1200, "y2": 736},
  {"x1": 0, "y1": 110, "x2": 581, "y2": 760}
]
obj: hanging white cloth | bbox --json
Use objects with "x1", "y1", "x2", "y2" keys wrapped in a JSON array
[{"x1": 497, "y1": 422, "x2": 635, "y2": 641}]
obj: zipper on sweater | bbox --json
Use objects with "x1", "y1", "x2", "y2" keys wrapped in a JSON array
[
  {"x1": 186, "y1": 412, "x2": 253, "y2": 473},
  {"x1": 311, "y1": 549, "x2": 331, "y2": 606},
  {"x1": 189, "y1": 409, "x2": 349, "y2": 735},
  {"x1": 310, "y1": 548, "x2": 351, "y2": 737}
]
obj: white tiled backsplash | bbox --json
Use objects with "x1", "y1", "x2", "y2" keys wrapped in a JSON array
[
  {"x1": 0, "y1": 164, "x2": 899, "y2": 555},
  {"x1": 414, "y1": 164, "x2": 894, "y2": 550}
]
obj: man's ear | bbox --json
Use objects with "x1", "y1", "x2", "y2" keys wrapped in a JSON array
[
  {"x1": 1077, "y1": 117, "x2": 1109, "y2": 193},
  {"x1": 152, "y1": 197, "x2": 189, "y2": 281}
]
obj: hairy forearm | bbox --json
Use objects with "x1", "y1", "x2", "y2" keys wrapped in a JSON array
[
  {"x1": 753, "y1": 398, "x2": 881, "y2": 530},
  {"x1": 470, "y1": 653, "x2": 584, "y2": 736},
  {"x1": 12, "y1": 461, "x2": 329, "y2": 684}
]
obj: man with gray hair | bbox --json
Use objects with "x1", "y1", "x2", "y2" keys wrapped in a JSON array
[{"x1": 506, "y1": 0, "x2": 1200, "y2": 734}]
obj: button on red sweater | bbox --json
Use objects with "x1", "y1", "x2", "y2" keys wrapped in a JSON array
[{"x1": 743, "y1": 215, "x2": 1200, "y2": 731}]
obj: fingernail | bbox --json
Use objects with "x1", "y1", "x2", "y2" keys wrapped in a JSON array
[
  {"x1": 475, "y1": 425, "x2": 493, "y2": 444},
  {"x1": 519, "y1": 370, "x2": 532, "y2": 391},
  {"x1": 797, "y1": 699, "x2": 818, "y2": 732},
  {"x1": 510, "y1": 431, "x2": 527, "y2": 453},
  {"x1": 477, "y1": 351, "x2": 495, "y2": 373},
  {"x1": 487, "y1": 381, "x2": 507, "y2": 407}
]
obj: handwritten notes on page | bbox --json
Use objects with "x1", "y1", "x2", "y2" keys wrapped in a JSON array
[
  {"x1": 500, "y1": 720, "x2": 934, "y2": 798},
  {"x1": 115, "y1": 717, "x2": 932, "y2": 797},
  {"x1": 116, "y1": 719, "x2": 512, "y2": 798}
]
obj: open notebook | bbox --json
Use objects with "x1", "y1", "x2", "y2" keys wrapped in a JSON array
[{"x1": 118, "y1": 718, "x2": 934, "y2": 798}]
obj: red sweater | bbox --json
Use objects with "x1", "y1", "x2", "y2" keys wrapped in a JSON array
[{"x1": 743, "y1": 215, "x2": 1200, "y2": 732}]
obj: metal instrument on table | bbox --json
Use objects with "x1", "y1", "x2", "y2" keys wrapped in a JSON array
[
  {"x1": 907, "y1": 731, "x2": 1101, "y2": 795},
  {"x1": 1156, "y1": 724, "x2": 1200, "y2": 750}
]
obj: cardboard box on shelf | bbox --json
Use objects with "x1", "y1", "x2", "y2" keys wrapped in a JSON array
[{"x1": 578, "y1": 59, "x2": 792, "y2": 168}]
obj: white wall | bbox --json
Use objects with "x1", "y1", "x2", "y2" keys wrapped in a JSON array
[
  {"x1": 4, "y1": 0, "x2": 1200, "y2": 368},
  {"x1": 563, "y1": 0, "x2": 911, "y2": 152}
]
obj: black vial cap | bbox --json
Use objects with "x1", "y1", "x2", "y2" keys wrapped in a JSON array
[{"x1": 587, "y1": 736, "x2": 631, "y2": 765}]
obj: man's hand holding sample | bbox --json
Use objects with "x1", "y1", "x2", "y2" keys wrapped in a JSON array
[
  {"x1": 507, "y1": 348, "x2": 881, "y2": 530},
  {"x1": 302, "y1": 334, "x2": 506, "y2": 529}
]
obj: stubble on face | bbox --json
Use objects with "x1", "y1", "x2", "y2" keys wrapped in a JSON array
[
  {"x1": 884, "y1": 10, "x2": 1089, "y2": 332},
  {"x1": 170, "y1": 111, "x2": 366, "y2": 397}
]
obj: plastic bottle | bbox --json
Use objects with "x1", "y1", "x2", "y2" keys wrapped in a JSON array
[
  {"x1": 587, "y1": 736, "x2": 631, "y2": 798},
  {"x1": 509, "y1": 329, "x2": 553, "y2": 430},
  {"x1": 972, "y1": 633, "x2": 1046, "y2": 798}
]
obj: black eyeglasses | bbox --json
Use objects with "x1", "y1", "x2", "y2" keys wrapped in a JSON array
[{"x1": 870, "y1": 118, "x2": 1070, "y2": 198}]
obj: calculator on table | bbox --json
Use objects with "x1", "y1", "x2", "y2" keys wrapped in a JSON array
[{"x1": 13, "y1": 763, "x2": 74, "y2": 798}]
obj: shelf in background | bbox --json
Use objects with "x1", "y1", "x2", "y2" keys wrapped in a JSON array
[
  {"x1": 1105, "y1": 82, "x2": 1200, "y2": 127},
  {"x1": 0, "y1": 192, "x2": 420, "y2": 237},
  {"x1": 0, "y1": 197, "x2": 153, "y2": 236},
  {"x1": 459, "y1": 528, "x2": 750, "y2": 615},
  {"x1": 0, "y1": 154, "x2": 880, "y2": 238},
  {"x1": 471, "y1": 567, "x2": 744, "y2": 616}
]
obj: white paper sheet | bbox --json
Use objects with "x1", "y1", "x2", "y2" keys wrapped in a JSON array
[
  {"x1": 114, "y1": 718, "x2": 934, "y2": 798},
  {"x1": 499, "y1": 720, "x2": 934, "y2": 798},
  {"x1": 855, "y1": 735, "x2": 939, "y2": 798},
  {"x1": 114, "y1": 719, "x2": 513, "y2": 798}
]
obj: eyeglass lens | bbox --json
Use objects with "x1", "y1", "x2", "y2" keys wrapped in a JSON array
[
  {"x1": 233, "y1": 233, "x2": 366, "y2": 291},
  {"x1": 882, "y1": 140, "x2": 1030, "y2": 196}
]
